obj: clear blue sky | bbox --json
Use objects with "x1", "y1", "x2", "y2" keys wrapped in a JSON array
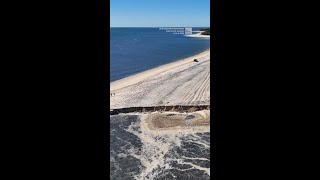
[{"x1": 110, "y1": 0, "x2": 210, "y2": 27}]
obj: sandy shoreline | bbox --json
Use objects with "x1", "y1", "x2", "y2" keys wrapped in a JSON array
[
  {"x1": 110, "y1": 49, "x2": 210, "y2": 109},
  {"x1": 185, "y1": 31, "x2": 210, "y2": 38},
  {"x1": 110, "y1": 49, "x2": 210, "y2": 92}
]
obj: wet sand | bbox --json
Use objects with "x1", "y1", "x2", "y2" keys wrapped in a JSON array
[{"x1": 110, "y1": 113, "x2": 210, "y2": 180}]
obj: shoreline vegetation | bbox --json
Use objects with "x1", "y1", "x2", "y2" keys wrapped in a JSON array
[{"x1": 200, "y1": 28, "x2": 210, "y2": 35}]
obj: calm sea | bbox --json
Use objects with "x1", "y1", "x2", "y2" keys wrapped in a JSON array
[{"x1": 110, "y1": 27, "x2": 210, "y2": 82}]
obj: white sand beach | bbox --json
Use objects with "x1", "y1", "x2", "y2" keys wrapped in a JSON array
[
  {"x1": 185, "y1": 31, "x2": 210, "y2": 38},
  {"x1": 110, "y1": 49, "x2": 210, "y2": 109}
]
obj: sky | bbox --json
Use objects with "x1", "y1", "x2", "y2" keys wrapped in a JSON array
[{"x1": 110, "y1": 0, "x2": 210, "y2": 27}]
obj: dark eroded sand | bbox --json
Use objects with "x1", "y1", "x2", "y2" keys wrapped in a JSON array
[{"x1": 110, "y1": 113, "x2": 210, "y2": 180}]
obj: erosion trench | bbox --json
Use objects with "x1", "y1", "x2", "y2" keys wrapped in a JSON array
[
  {"x1": 110, "y1": 105, "x2": 210, "y2": 115},
  {"x1": 110, "y1": 105, "x2": 210, "y2": 130}
]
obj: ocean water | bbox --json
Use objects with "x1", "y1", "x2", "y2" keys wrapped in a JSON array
[{"x1": 110, "y1": 28, "x2": 210, "y2": 82}]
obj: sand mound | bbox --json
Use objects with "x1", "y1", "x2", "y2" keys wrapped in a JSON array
[{"x1": 144, "y1": 110, "x2": 210, "y2": 131}]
